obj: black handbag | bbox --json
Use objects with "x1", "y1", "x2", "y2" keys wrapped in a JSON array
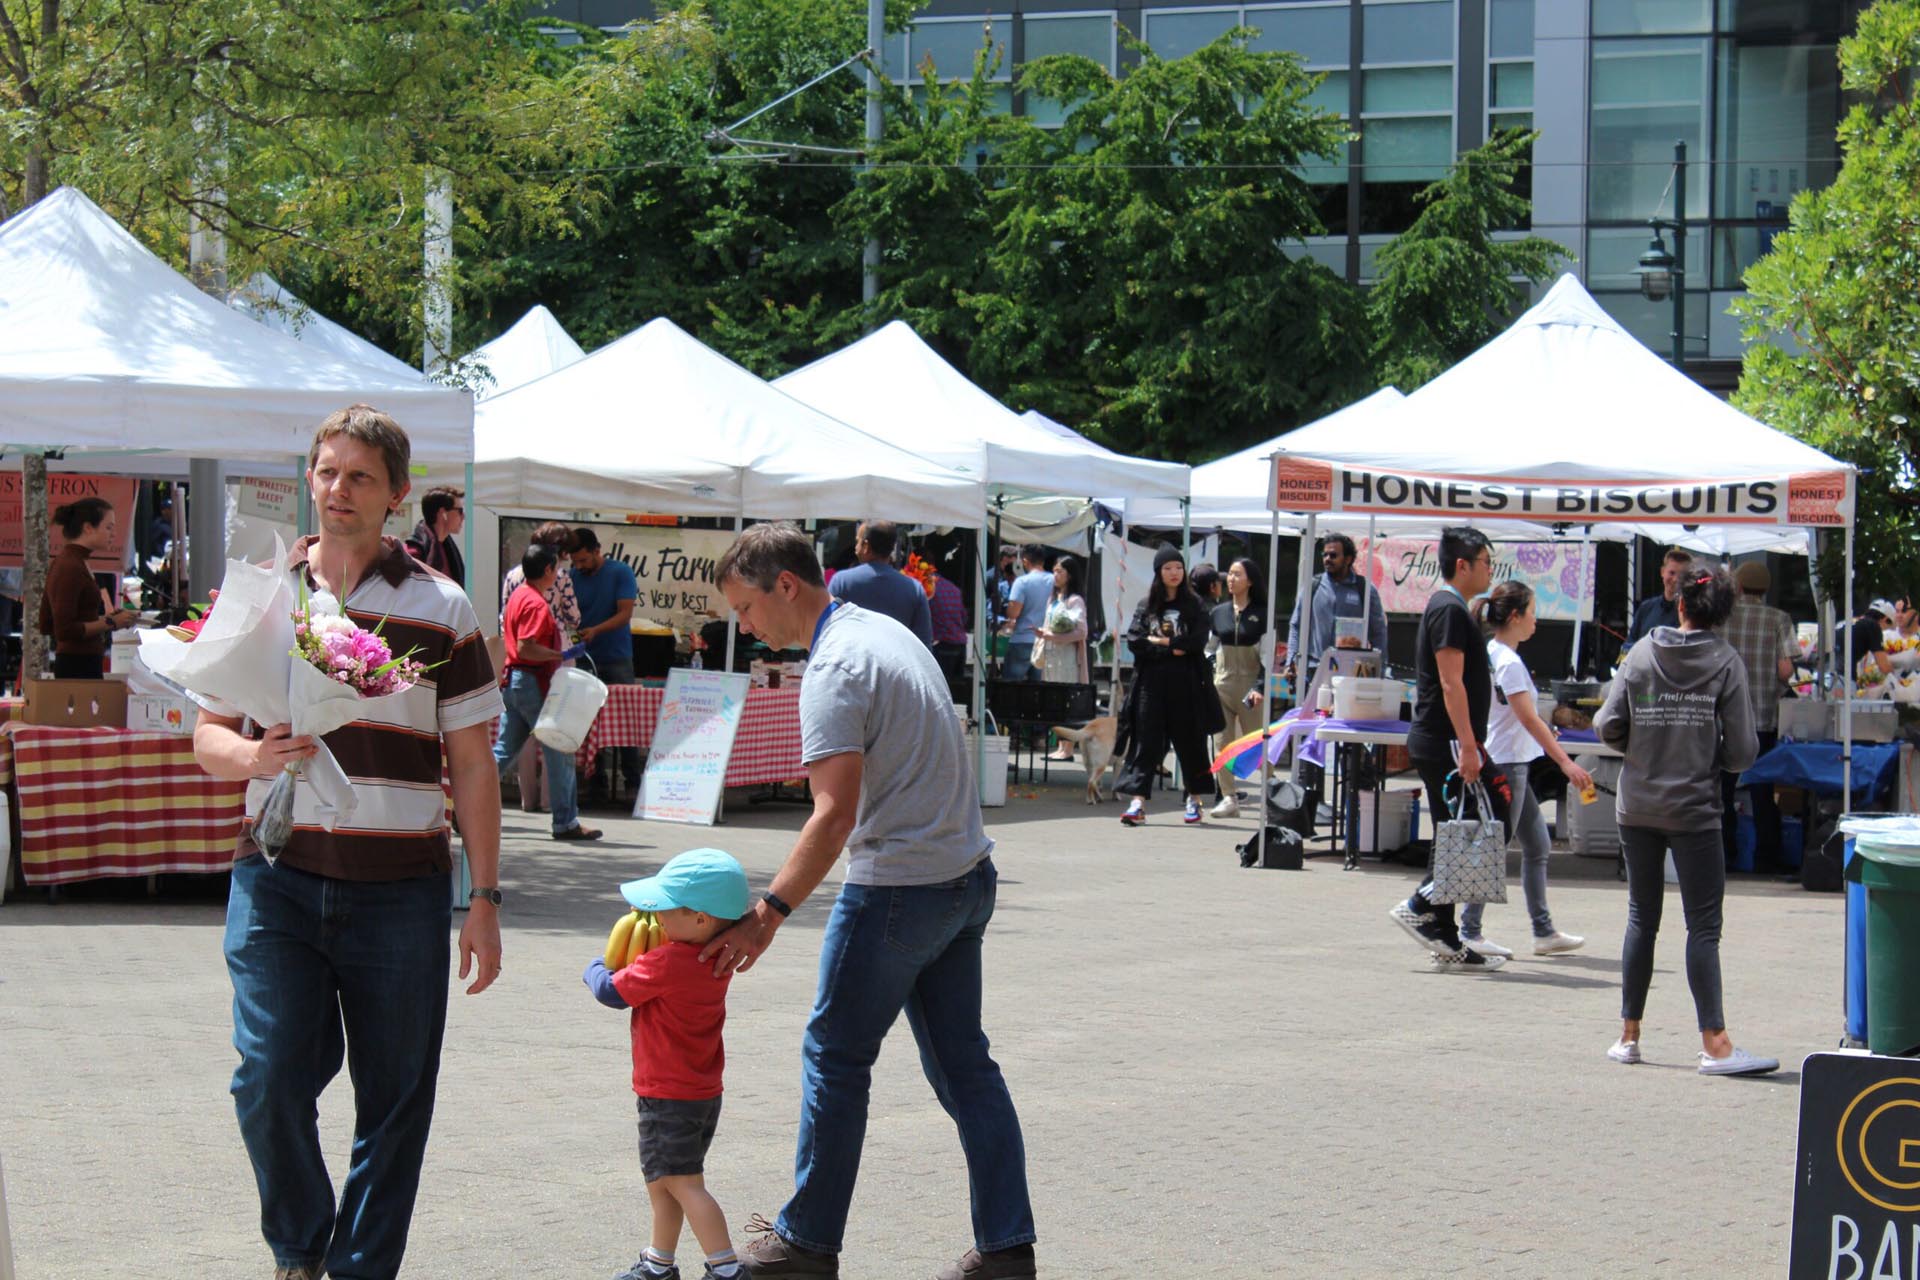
[{"x1": 1238, "y1": 826, "x2": 1304, "y2": 869}]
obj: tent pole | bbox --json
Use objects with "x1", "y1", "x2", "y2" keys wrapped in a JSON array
[
  {"x1": 294, "y1": 455, "x2": 311, "y2": 539},
  {"x1": 462, "y1": 461, "x2": 475, "y2": 594},
  {"x1": 725, "y1": 500, "x2": 742, "y2": 674},
  {"x1": 1294, "y1": 513, "x2": 1317, "y2": 707},
  {"x1": 1181, "y1": 496, "x2": 1191, "y2": 561},
  {"x1": 1569, "y1": 526, "x2": 1592, "y2": 677},
  {"x1": 1844, "y1": 524, "x2": 1854, "y2": 815},
  {"x1": 973, "y1": 516, "x2": 989, "y2": 803},
  {"x1": 1363, "y1": 514, "x2": 1376, "y2": 654},
  {"x1": 1259, "y1": 508, "x2": 1283, "y2": 864}
]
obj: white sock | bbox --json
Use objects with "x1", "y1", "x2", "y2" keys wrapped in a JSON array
[{"x1": 644, "y1": 1247, "x2": 676, "y2": 1274}]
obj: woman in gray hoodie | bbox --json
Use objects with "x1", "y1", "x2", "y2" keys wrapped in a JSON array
[{"x1": 1594, "y1": 566, "x2": 1777, "y2": 1076}]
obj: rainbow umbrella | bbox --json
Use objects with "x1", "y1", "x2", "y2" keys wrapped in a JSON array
[{"x1": 1209, "y1": 710, "x2": 1313, "y2": 779}]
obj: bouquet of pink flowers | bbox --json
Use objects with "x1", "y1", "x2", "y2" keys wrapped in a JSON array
[{"x1": 138, "y1": 535, "x2": 429, "y2": 862}]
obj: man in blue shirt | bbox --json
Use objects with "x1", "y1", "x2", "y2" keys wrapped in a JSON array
[
  {"x1": 570, "y1": 527, "x2": 639, "y2": 801},
  {"x1": 827, "y1": 521, "x2": 933, "y2": 648},
  {"x1": 998, "y1": 545, "x2": 1053, "y2": 683}
]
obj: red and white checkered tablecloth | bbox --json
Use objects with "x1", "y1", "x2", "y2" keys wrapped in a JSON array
[
  {"x1": 578, "y1": 683, "x2": 805, "y2": 787},
  {"x1": 2, "y1": 723, "x2": 245, "y2": 885}
]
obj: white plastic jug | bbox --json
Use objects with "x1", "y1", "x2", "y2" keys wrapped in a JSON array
[{"x1": 534, "y1": 666, "x2": 609, "y2": 754}]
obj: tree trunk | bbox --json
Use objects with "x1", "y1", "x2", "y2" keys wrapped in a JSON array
[{"x1": 21, "y1": 454, "x2": 48, "y2": 686}]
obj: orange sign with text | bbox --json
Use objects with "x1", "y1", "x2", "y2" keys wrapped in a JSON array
[{"x1": 0, "y1": 474, "x2": 140, "y2": 572}]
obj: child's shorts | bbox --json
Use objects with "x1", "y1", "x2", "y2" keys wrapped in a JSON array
[{"x1": 636, "y1": 1095, "x2": 722, "y2": 1182}]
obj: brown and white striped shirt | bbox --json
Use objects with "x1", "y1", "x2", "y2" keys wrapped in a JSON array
[{"x1": 232, "y1": 535, "x2": 503, "y2": 880}]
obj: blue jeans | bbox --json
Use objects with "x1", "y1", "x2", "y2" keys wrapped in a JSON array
[
  {"x1": 590, "y1": 657, "x2": 641, "y2": 796},
  {"x1": 777, "y1": 858, "x2": 1035, "y2": 1256},
  {"x1": 224, "y1": 853, "x2": 452, "y2": 1280},
  {"x1": 1002, "y1": 640, "x2": 1037, "y2": 683},
  {"x1": 492, "y1": 668, "x2": 580, "y2": 834}
]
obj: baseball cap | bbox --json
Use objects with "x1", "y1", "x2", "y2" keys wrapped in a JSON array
[
  {"x1": 1870, "y1": 599, "x2": 1899, "y2": 623},
  {"x1": 621, "y1": 848, "x2": 750, "y2": 921},
  {"x1": 1733, "y1": 561, "x2": 1770, "y2": 592}
]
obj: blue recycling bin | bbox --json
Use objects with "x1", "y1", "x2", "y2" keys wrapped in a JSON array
[{"x1": 1844, "y1": 835, "x2": 1868, "y2": 1045}]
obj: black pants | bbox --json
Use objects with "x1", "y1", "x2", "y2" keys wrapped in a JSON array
[
  {"x1": 1620, "y1": 825, "x2": 1726, "y2": 1030},
  {"x1": 1115, "y1": 714, "x2": 1214, "y2": 801},
  {"x1": 51, "y1": 651, "x2": 104, "y2": 679},
  {"x1": 1408, "y1": 754, "x2": 1512, "y2": 949},
  {"x1": 1721, "y1": 729, "x2": 1780, "y2": 867}
]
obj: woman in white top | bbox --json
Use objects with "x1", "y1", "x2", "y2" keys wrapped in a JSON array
[
  {"x1": 1458, "y1": 581, "x2": 1594, "y2": 958},
  {"x1": 1036, "y1": 555, "x2": 1090, "y2": 761}
]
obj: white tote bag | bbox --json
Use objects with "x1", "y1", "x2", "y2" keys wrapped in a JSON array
[{"x1": 534, "y1": 666, "x2": 609, "y2": 754}]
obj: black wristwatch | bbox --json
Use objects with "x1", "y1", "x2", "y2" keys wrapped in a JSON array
[{"x1": 469, "y1": 886, "x2": 503, "y2": 907}]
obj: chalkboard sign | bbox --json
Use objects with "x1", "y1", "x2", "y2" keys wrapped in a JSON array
[
  {"x1": 636, "y1": 668, "x2": 751, "y2": 826},
  {"x1": 1791, "y1": 1052, "x2": 1920, "y2": 1278}
]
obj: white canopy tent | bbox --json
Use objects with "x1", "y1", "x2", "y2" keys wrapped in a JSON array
[
  {"x1": 455, "y1": 305, "x2": 586, "y2": 401},
  {"x1": 472, "y1": 316, "x2": 984, "y2": 525},
  {"x1": 1267, "y1": 273, "x2": 1859, "y2": 802},
  {"x1": 0, "y1": 187, "x2": 473, "y2": 464},
  {"x1": 226, "y1": 273, "x2": 423, "y2": 383}
]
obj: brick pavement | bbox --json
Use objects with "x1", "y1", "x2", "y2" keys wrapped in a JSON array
[{"x1": 0, "y1": 781, "x2": 1841, "y2": 1278}]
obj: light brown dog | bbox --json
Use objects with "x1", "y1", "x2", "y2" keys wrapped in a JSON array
[{"x1": 1051, "y1": 716, "x2": 1118, "y2": 803}]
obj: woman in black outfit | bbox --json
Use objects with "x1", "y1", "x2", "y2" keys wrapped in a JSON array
[{"x1": 1115, "y1": 547, "x2": 1224, "y2": 827}]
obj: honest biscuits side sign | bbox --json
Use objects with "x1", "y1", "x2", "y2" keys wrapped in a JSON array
[{"x1": 1792, "y1": 1053, "x2": 1920, "y2": 1278}]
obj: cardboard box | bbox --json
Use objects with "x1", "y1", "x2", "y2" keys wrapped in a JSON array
[
  {"x1": 23, "y1": 678, "x2": 128, "y2": 729},
  {"x1": 126, "y1": 693, "x2": 197, "y2": 735}
]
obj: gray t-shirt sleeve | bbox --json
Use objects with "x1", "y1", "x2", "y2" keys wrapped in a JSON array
[{"x1": 800, "y1": 660, "x2": 870, "y2": 764}]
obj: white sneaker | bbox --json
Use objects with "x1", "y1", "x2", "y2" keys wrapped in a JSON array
[
  {"x1": 1698, "y1": 1047, "x2": 1780, "y2": 1076},
  {"x1": 1607, "y1": 1038, "x2": 1642, "y2": 1065},
  {"x1": 1430, "y1": 947, "x2": 1506, "y2": 972},
  {"x1": 1210, "y1": 794, "x2": 1240, "y2": 819},
  {"x1": 1461, "y1": 935, "x2": 1514, "y2": 959},
  {"x1": 1534, "y1": 931, "x2": 1586, "y2": 955}
]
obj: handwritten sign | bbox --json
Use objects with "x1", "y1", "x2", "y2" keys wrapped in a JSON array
[
  {"x1": 1791, "y1": 1053, "x2": 1920, "y2": 1278},
  {"x1": 637, "y1": 668, "x2": 751, "y2": 826},
  {"x1": 1357, "y1": 536, "x2": 1596, "y2": 622},
  {"x1": 502, "y1": 519, "x2": 735, "y2": 638},
  {"x1": 0, "y1": 473, "x2": 139, "y2": 572}
]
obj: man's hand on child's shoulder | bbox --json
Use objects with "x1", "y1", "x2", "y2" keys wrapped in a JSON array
[{"x1": 582, "y1": 958, "x2": 631, "y2": 1010}]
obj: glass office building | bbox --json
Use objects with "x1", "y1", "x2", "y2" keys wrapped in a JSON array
[{"x1": 542, "y1": 0, "x2": 1866, "y2": 382}]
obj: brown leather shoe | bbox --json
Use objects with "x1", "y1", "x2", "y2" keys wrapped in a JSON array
[
  {"x1": 740, "y1": 1214, "x2": 838, "y2": 1276},
  {"x1": 934, "y1": 1244, "x2": 1037, "y2": 1280},
  {"x1": 552, "y1": 824, "x2": 603, "y2": 841}
]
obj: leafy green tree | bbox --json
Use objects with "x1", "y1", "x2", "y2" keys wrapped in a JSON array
[
  {"x1": 1733, "y1": 0, "x2": 1920, "y2": 597},
  {"x1": 955, "y1": 29, "x2": 1371, "y2": 463},
  {"x1": 1365, "y1": 127, "x2": 1568, "y2": 391}
]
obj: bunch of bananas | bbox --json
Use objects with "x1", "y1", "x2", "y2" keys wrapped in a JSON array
[{"x1": 604, "y1": 909, "x2": 666, "y2": 969}]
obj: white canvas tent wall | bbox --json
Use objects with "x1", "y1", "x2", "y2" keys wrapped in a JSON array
[
  {"x1": 226, "y1": 273, "x2": 422, "y2": 383},
  {"x1": 1269, "y1": 273, "x2": 1858, "y2": 799},
  {"x1": 472, "y1": 317, "x2": 984, "y2": 526},
  {"x1": 455, "y1": 305, "x2": 586, "y2": 401},
  {"x1": 0, "y1": 187, "x2": 472, "y2": 464}
]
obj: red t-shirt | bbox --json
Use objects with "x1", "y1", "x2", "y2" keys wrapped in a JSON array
[
  {"x1": 502, "y1": 581, "x2": 560, "y2": 693},
  {"x1": 610, "y1": 940, "x2": 732, "y2": 1100}
]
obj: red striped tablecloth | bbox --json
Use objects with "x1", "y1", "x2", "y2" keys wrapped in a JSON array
[
  {"x1": 577, "y1": 683, "x2": 805, "y2": 787},
  {"x1": 3, "y1": 724, "x2": 244, "y2": 885}
]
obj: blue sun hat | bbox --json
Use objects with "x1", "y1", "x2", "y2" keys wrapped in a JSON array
[{"x1": 620, "y1": 848, "x2": 750, "y2": 920}]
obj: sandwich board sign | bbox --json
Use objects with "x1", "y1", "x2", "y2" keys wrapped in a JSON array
[
  {"x1": 1791, "y1": 1052, "x2": 1920, "y2": 1278},
  {"x1": 636, "y1": 668, "x2": 750, "y2": 826}
]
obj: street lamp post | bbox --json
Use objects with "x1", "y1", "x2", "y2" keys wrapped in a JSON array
[{"x1": 1634, "y1": 140, "x2": 1688, "y2": 368}]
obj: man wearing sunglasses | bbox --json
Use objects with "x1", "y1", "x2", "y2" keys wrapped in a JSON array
[
  {"x1": 405, "y1": 484, "x2": 466, "y2": 586},
  {"x1": 1284, "y1": 533, "x2": 1387, "y2": 682}
]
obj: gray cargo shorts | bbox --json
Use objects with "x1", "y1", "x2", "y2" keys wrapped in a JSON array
[{"x1": 636, "y1": 1094, "x2": 722, "y2": 1182}]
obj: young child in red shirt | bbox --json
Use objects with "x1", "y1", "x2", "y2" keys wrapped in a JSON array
[{"x1": 583, "y1": 848, "x2": 750, "y2": 1280}]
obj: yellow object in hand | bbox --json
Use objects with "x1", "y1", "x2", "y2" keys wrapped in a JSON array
[{"x1": 1580, "y1": 786, "x2": 1598, "y2": 806}]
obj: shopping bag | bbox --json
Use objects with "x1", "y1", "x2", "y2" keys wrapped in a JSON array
[{"x1": 1428, "y1": 778, "x2": 1508, "y2": 904}]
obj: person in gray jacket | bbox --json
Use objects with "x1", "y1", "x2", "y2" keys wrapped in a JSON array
[{"x1": 1594, "y1": 565, "x2": 1778, "y2": 1077}]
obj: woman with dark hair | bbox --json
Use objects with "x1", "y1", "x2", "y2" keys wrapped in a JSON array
[
  {"x1": 1207, "y1": 557, "x2": 1268, "y2": 818},
  {"x1": 1033, "y1": 553, "x2": 1088, "y2": 685},
  {"x1": 1456, "y1": 581, "x2": 1591, "y2": 958},
  {"x1": 1114, "y1": 547, "x2": 1224, "y2": 826},
  {"x1": 41, "y1": 496, "x2": 132, "y2": 679},
  {"x1": 1595, "y1": 566, "x2": 1776, "y2": 1076}
]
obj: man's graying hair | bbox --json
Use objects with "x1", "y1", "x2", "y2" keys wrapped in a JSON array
[{"x1": 716, "y1": 522, "x2": 826, "y2": 591}]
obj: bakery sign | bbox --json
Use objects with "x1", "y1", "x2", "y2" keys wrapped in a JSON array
[{"x1": 1271, "y1": 456, "x2": 1855, "y2": 528}]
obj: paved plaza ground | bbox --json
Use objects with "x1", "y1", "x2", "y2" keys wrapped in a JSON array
[{"x1": 0, "y1": 776, "x2": 1841, "y2": 1278}]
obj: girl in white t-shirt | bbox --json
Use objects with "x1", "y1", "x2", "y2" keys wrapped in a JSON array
[{"x1": 1458, "y1": 582, "x2": 1594, "y2": 958}]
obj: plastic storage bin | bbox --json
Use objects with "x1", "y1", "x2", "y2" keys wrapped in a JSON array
[
  {"x1": 1332, "y1": 677, "x2": 1402, "y2": 721},
  {"x1": 1351, "y1": 789, "x2": 1415, "y2": 853},
  {"x1": 1840, "y1": 815, "x2": 1920, "y2": 1056}
]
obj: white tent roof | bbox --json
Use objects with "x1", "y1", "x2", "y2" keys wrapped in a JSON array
[
  {"x1": 776, "y1": 321, "x2": 1189, "y2": 502},
  {"x1": 456, "y1": 305, "x2": 585, "y2": 400},
  {"x1": 0, "y1": 187, "x2": 473, "y2": 462},
  {"x1": 226, "y1": 273, "x2": 422, "y2": 382},
  {"x1": 1277, "y1": 275, "x2": 1846, "y2": 489},
  {"x1": 472, "y1": 317, "x2": 985, "y2": 524}
]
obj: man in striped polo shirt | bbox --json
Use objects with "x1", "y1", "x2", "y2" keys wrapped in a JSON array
[{"x1": 194, "y1": 404, "x2": 505, "y2": 1280}]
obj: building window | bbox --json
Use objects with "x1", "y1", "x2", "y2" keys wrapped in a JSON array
[
  {"x1": 1488, "y1": 0, "x2": 1532, "y2": 58},
  {"x1": 900, "y1": 16, "x2": 1011, "y2": 86},
  {"x1": 1592, "y1": 0, "x2": 1713, "y2": 37},
  {"x1": 1588, "y1": 36, "x2": 1710, "y2": 222},
  {"x1": 1359, "y1": 0, "x2": 1456, "y2": 234},
  {"x1": 1140, "y1": 7, "x2": 1241, "y2": 61},
  {"x1": 1023, "y1": 12, "x2": 1117, "y2": 126},
  {"x1": 1245, "y1": 3, "x2": 1351, "y2": 66}
]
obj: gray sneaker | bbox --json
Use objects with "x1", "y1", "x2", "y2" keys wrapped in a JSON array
[{"x1": 615, "y1": 1258, "x2": 680, "y2": 1280}]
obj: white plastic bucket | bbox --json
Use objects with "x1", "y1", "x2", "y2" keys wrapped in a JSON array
[
  {"x1": 972, "y1": 731, "x2": 1009, "y2": 807},
  {"x1": 534, "y1": 666, "x2": 610, "y2": 754}
]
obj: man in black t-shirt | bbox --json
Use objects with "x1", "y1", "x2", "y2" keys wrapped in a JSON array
[
  {"x1": 1839, "y1": 601, "x2": 1893, "y2": 680},
  {"x1": 1389, "y1": 526, "x2": 1513, "y2": 972}
]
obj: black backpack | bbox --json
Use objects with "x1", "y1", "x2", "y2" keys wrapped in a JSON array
[
  {"x1": 1238, "y1": 826, "x2": 1304, "y2": 870},
  {"x1": 1266, "y1": 780, "x2": 1316, "y2": 839}
]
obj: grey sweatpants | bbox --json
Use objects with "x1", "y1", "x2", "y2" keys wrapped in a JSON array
[
  {"x1": 1619, "y1": 824, "x2": 1727, "y2": 1030},
  {"x1": 1460, "y1": 763, "x2": 1556, "y2": 940}
]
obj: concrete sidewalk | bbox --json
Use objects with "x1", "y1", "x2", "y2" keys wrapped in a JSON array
[{"x1": 0, "y1": 783, "x2": 1836, "y2": 1278}]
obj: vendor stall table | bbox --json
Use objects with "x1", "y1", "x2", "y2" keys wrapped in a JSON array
[
  {"x1": 577, "y1": 683, "x2": 804, "y2": 788},
  {"x1": 1741, "y1": 741, "x2": 1901, "y2": 806},
  {"x1": 0, "y1": 723, "x2": 243, "y2": 888}
]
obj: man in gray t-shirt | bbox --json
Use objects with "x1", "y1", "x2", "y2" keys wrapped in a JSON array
[{"x1": 705, "y1": 523, "x2": 1036, "y2": 1280}]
